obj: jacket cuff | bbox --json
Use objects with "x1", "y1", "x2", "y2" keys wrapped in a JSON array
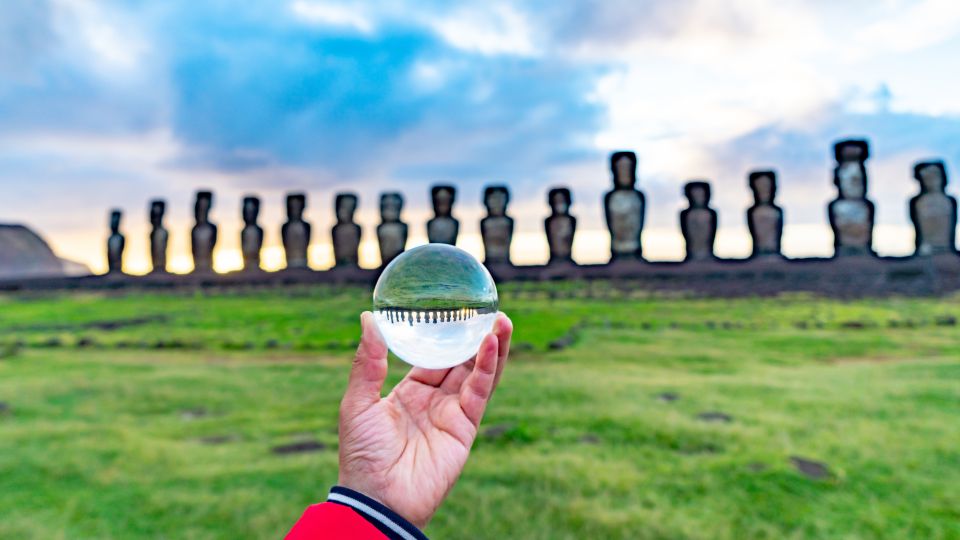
[{"x1": 327, "y1": 486, "x2": 429, "y2": 540}]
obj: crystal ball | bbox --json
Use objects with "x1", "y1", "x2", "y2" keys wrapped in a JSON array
[{"x1": 373, "y1": 244, "x2": 499, "y2": 369}]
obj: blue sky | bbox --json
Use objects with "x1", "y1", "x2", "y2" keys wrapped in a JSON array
[{"x1": 2, "y1": 0, "x2": 960, "y2": 273}]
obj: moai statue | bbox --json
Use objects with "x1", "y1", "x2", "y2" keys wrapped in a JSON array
[
  {"x1": 282, "y1": 193, "x2": 311, "y2": 269},
  {"x1": 427, "y1": 185, "x2": 459, "y2": 245},
  {"x1": 545, "y1": 187, "x2": 576, "y2": 264},
  {"x1": 377, "y1": 192, "x2": 407, "y2": 266},
  {"x1": 106, "y1": 209, "x2": 124, "y2": 274},
  {"x1": 604, "y1": 151, "x2": 646, "y2": 261},
  {"x1": 680, "y1": 181, "x2": 717, "y2": 262},
  {"x1": 240, "y1": 196, "x2": 263, "y2": 271},
  {"x1": 910, "y1": 160, "x2": 957, "y2": 256},
  {"x1": 828, "y1": 139, "x2": 875, "y2": 257},
  {"x1": 747, "y1": 170, "x2": 784, "y2": 258},
  {"x1": 148, "y1": 199, "x2": 168, "y2": 273},
  {"x1": 481, "y1": 185, "x2": 514, "y2": 265},
  {"x1": 191, "y1": 191, "x2": 217, "y2": 273},
  {"x1": 332, "y1": 193, "x2": 361, "y2": 267}
]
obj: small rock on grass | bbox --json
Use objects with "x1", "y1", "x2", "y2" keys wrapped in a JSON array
[
  {"x1": 198, "y1": 435, "x2": 237, "y2": 445},
  {"x1": 656, "y1": 392, "x2": 680, "y2": 402},
  {"x1": 697, "y1": 411, "x2": 733, "y2": 423},
  {"x1": 548, "y1": 334, "x2": 575, "y2": 351},
  {"x1": 0, "y1": 402, "x2": 9, "y2": 414},
  {"x1": 482, "y1": 423, "x2": 514, "y2": 440},
  {"x1": 790, "y1": 456, "x2": 831, "y2": 480},
  {"x1": 579, "y1": 433, "x2": 601, "y2": 444},
  {"x1": 180, "y1": 407, "x2": 208, "y2": 420},
  {"x1": 840, "y1": 320, "x2": 867, "y2": 329},
  {"x1": 510, "y1": 341, "x2": 535, "y2": 352},
  {"x1": 935, "y1": 315, "x2": 957, "y2": 327},
  {"x1": 271, "y1": 440, "x2": 327, "y2": 455}
]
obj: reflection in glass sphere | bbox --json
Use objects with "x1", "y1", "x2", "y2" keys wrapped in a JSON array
[{"x1": 373, "y1": 244, "x2": 499, "y2": 369}]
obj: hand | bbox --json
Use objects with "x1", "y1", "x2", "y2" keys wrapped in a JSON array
[{"x1": 337, "y1": 311, "x2": 513, "y2": 529}]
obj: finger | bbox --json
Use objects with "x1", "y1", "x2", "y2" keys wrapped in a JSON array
[
  {"x1": 406, "y1": 366, "x2": 452, "y2": 387},
  {"x1": 439, "y1": 358, "x2": 475, "y2": 394},
  {"x1": 459, "y1": 333, "x2": 499, "y2": 427},
  {"x1": 341, "y1": 312, "x2": 388, "y2": 415},
  {"x1": 492, "y1": 313, "x2": 513, "y2": 391}
]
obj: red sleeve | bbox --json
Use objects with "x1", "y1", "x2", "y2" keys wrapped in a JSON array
[{"x1": 285, "y1": 502, "x2": 388, "y2": 540}]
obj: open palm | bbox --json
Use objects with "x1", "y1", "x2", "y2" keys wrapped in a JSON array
[{"x1": 338, "y1": 311, "x2": 513, "y2": 529}]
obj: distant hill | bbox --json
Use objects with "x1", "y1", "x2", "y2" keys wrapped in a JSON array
[{"x1": 0, "y1": 224, "x2": 90, "y2": 280}]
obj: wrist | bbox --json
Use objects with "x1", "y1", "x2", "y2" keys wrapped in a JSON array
[
  {"x1": 337, "y1": 473, "x2": 432, "y2": 529},
  {"x1": 327, "y1": 486, "x2": 430, "y2": 539}
]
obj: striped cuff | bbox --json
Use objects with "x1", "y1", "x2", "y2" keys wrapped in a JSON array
[{"x1": 327, "y1": 486, "x2": 429, "y2": 540}]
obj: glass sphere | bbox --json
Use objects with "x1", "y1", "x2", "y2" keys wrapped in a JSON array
[{"x1": 373, "y1": 244, "x2": 499, "y2": 369}]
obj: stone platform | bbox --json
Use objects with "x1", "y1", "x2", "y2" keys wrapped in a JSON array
[{"x1": 2, "y1": 255, "x2": 958, "y2": 298}]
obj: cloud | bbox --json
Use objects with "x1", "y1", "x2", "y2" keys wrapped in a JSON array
[
  {"x1": 855, "y1": 0, "x2": 960, "y2": 54},
  {"x1": 424, "y1": 3, "x2": 537, "y2": 56},
  {"x1": 0, "y1": 0, "x2": 56, "y2": 78},
  {"x1": 157, "y1": 3, "x2": 603, "y2": 187},
  {"x1": 290, "y1": 1, "x2": 375, "y2": 34}
]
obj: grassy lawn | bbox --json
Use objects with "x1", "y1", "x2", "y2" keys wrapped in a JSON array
[{"x1": 0, "y1": 285, "x2": 958, "y2": 539}]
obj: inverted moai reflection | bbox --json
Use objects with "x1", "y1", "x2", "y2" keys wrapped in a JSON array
[
  {"x1": 106, "y1": 209, "x2": 124, "y2": 274},
  {"x1": 545, "y1": 187, "x2": 576, "y2": 264},
  {"x1": 149, "y1": 200, "x2": 168, "y2": 273},
  {"x1": 481, "y1": 185, "x2": 513, "y2": 265},
  {"x1": 829, "y1": 140, "x2": 875, "y2": 257},
  {"x1": 911, "y1": 160, "x2": 957, "y2": 256},
  {"x1": 282, "y1": 193, "x2": 311, "y2": 269},
  {"x1": 241, "y1": 196, "x2": 263, "y2": 271},
  {"x1": 377, "y1": 192, "x2": 407, "y2": 266},
  {"x1": 604, "y1": 151, "x2": 646, "y2": 261},
  {"x1": 333, "y1": 193, "x2": 361, "y2": 267},
  {"x1": 747, "y1": 171, "x2": 783, "y2": 258},
  {"x1": 375, "y1": 306, "x2": 491, "y2": 326},
  {"x1": 428, "y1": 185, "x2": 459, "y2": 245},
  {"x1": 191, "y1": 191, "x2": 217, "y2": 273},
  {"x1": 681, "y1": 181, "x2": 717, "y2": 262}
]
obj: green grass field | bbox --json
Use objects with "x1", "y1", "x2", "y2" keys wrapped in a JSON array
[{"x1": 0, "y1": 284, "x2": 958, "y2": 539}]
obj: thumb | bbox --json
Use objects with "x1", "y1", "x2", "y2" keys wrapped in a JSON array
[{"x1": 341, "y1": 311, "x2": 388, "y2": 416}]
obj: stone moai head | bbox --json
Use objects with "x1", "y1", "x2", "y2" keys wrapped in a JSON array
[
  {"x1": 834, "y1": 139, "x2": 869, "y2": 200},
  {"x1": 431, "y1": 185, "x2": 456, "y2": 217},
  {"x1": 549, "y1": 187, "x2": 572, "y2": 214},
  {"x1": 110, "y1": 210, "x2": 122, "y2": 233},
  {"x1": 684, "y1": 181, "x2": 711, "y2": 208},
  {"x1": 286, "y1": 193, "x2": 306, "y2": 221},
  {"x1": 611, "y1": 151, "x2": 638, "y2": 189},
  {"x1": 335, "y1": 193, "x2": 358, "y2": 223},
  {"x1": 194, "y1": 191, "x2": 213, "y2": 223},
  {"x1": 149, "y1": 200, "x2": 165, "y2": 227},
  {"x1": 380, "y1": 192, "x2": 403, "y2": 222},
  {"x1": 242, "y1": 196, "x2": 260, "y2": 225},
  {"x1": 915, "y1": 161, "x2": 947, "y2": 194},
  {"x1": 483, "y1": 185, "x2": 510, "y2": 217},
  {"x1": 749, "y1": 171, "x2": 777, "y2": 205}
]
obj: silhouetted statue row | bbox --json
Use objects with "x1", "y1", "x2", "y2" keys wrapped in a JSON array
[{"x1": 105, "y1": 140, "x2": 958, "y2": 273}]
